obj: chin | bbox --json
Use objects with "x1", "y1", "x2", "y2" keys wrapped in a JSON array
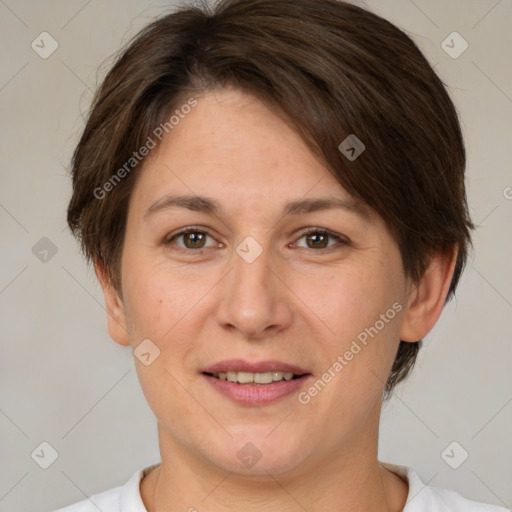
[{"x1": 205, "y1": 429, "x2": 310, "y2": 477}]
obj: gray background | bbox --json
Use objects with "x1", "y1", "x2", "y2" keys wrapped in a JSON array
[{"x1": 0, "y1": 0, "x2": 511, "y2": 510}]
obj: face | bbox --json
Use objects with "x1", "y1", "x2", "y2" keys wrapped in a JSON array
[{"x1": 106, "y1": 87, "x2": 417, "y2": 477}]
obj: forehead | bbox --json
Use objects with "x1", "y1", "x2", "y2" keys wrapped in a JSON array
[
  {"x1": 129, "y1": 87, "x2": 373, "y2": 224},
  {"x1": 160, "y1": 88, "x2": 324, "y2": 180}
]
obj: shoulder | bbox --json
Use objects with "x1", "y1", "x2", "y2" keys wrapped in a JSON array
[
  {"x1": 49, "y1": 464, "x2": 159, "y2": 512},
  {"x1": 51, "y1": 485, "x2": 122, "y2": 512},
  {"x1": 383, "y1": 463, "x2": 509, "y2": 512}
]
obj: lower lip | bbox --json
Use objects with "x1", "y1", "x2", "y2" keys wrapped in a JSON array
[{"x1": 202, "y1": 374, "x2": 311, "y2": 406}]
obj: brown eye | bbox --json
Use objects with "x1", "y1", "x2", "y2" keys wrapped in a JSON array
[
  {"x1": 294, "y1": 229, "x2": 348, "y2": 250},
  {"x1": 165, "y1": 229, "x2": 217, "y2": 251},
  {"x1": 305, "y1": 232, "x2": 329, "y2": 249},
  {"x1": 181, "y1": 231, "x2": 207, "y2": 249}
]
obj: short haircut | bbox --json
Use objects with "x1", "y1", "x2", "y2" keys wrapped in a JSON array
[{"x1": 67, "y1": 0, "x2": 474, "y2": 395}]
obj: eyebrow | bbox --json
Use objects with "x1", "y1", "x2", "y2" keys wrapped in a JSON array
[{"x1": 144, "y1": 194, "x2": 369, "y2": 220}]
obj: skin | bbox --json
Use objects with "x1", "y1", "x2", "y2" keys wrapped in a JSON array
[{"x1": 96, "y1": 87, "x2": 457, "y2": 511}]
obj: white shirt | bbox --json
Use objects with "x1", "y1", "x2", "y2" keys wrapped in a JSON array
[{"x1": 51, "y1": 463, "x2": 508, "y2": 512}]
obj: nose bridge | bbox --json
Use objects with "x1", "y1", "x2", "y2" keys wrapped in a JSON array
[
  {"x1": 234, "y1": 236, "x2": 272, "y2": 292},
  {"x1": 217, "y1": 235, "x2": 292, "y2": 337}
]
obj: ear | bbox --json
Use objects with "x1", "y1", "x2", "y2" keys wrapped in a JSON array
[
  {"x1": 400, "y1": 247, "x2": 458, "y2": 342},
  {"x1": 94, "y1": 260, "x2": 131, "y2": 347}
]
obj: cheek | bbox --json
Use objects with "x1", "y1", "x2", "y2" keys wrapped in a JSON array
[
  {"x1": 314, "y1": 263, "x2": 401, "y2": 345},
  {"x1": 121, "y1": 262, "x2": 207, "y2": 416},
  {"x1": 121, "y1": 254, "x2": 220, "y2": 373},
  {"x1": 304, "y1": 257, "x2": 405, "y2": 397}
]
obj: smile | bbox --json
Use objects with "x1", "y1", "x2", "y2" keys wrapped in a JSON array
[{"x1": 207, "y1": 370, "x2": 301, "y2": 384}]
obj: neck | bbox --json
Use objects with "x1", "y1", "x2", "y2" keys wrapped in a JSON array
[{"x1": 141, "y1": 423, "x2": 408, "y2": 512}]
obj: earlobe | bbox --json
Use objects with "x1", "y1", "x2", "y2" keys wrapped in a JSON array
[
  {"x1": 94, "y1": 260, "x2": 131, "y2": 347},
  {"x1": 400, "y1": 247, "x2": 458, "y2": 343}
]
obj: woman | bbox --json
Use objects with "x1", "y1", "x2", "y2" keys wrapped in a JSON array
[{"x1": 56, "y1": 0, "x2": 506, "y2": 510}]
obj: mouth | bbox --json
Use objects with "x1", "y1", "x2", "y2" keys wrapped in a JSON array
[
  {"x1": 201, "y1": 359, "x2": 312, "y2": 405},
  {"x1": 203, "y1": 370, "x2": 306, "y2": 385}
]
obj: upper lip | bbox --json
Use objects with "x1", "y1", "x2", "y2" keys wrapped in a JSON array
[{"x1": 202, "y1": 359, "x2": 310, "y2": 375}]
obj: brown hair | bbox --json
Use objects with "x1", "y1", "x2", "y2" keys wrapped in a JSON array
[{"x1": 67, "y1": 0, "x2": 474, "y2": 396}]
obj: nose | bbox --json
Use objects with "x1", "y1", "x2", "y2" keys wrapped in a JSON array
[{"x1": 215, "y1": 240, "x2": 294, "y2": 339}]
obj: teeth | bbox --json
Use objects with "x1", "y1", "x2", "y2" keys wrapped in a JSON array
[
  {"x1": 237, "y1": 371, "x2": 254, "y2": 384},
  {"x1": 255, "y1": 372, "x2": 273, "y2": 384},
  {"x1": 226, "y1": 371, "x2": 237, "y2": 382},
  {"x1": 213, "y1": 371, "x2": 297, "y2": 384}
]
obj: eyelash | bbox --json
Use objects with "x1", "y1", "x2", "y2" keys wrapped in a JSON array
[{"x1": 163, "y1": 226, "x2": 349, "y2": 253}]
